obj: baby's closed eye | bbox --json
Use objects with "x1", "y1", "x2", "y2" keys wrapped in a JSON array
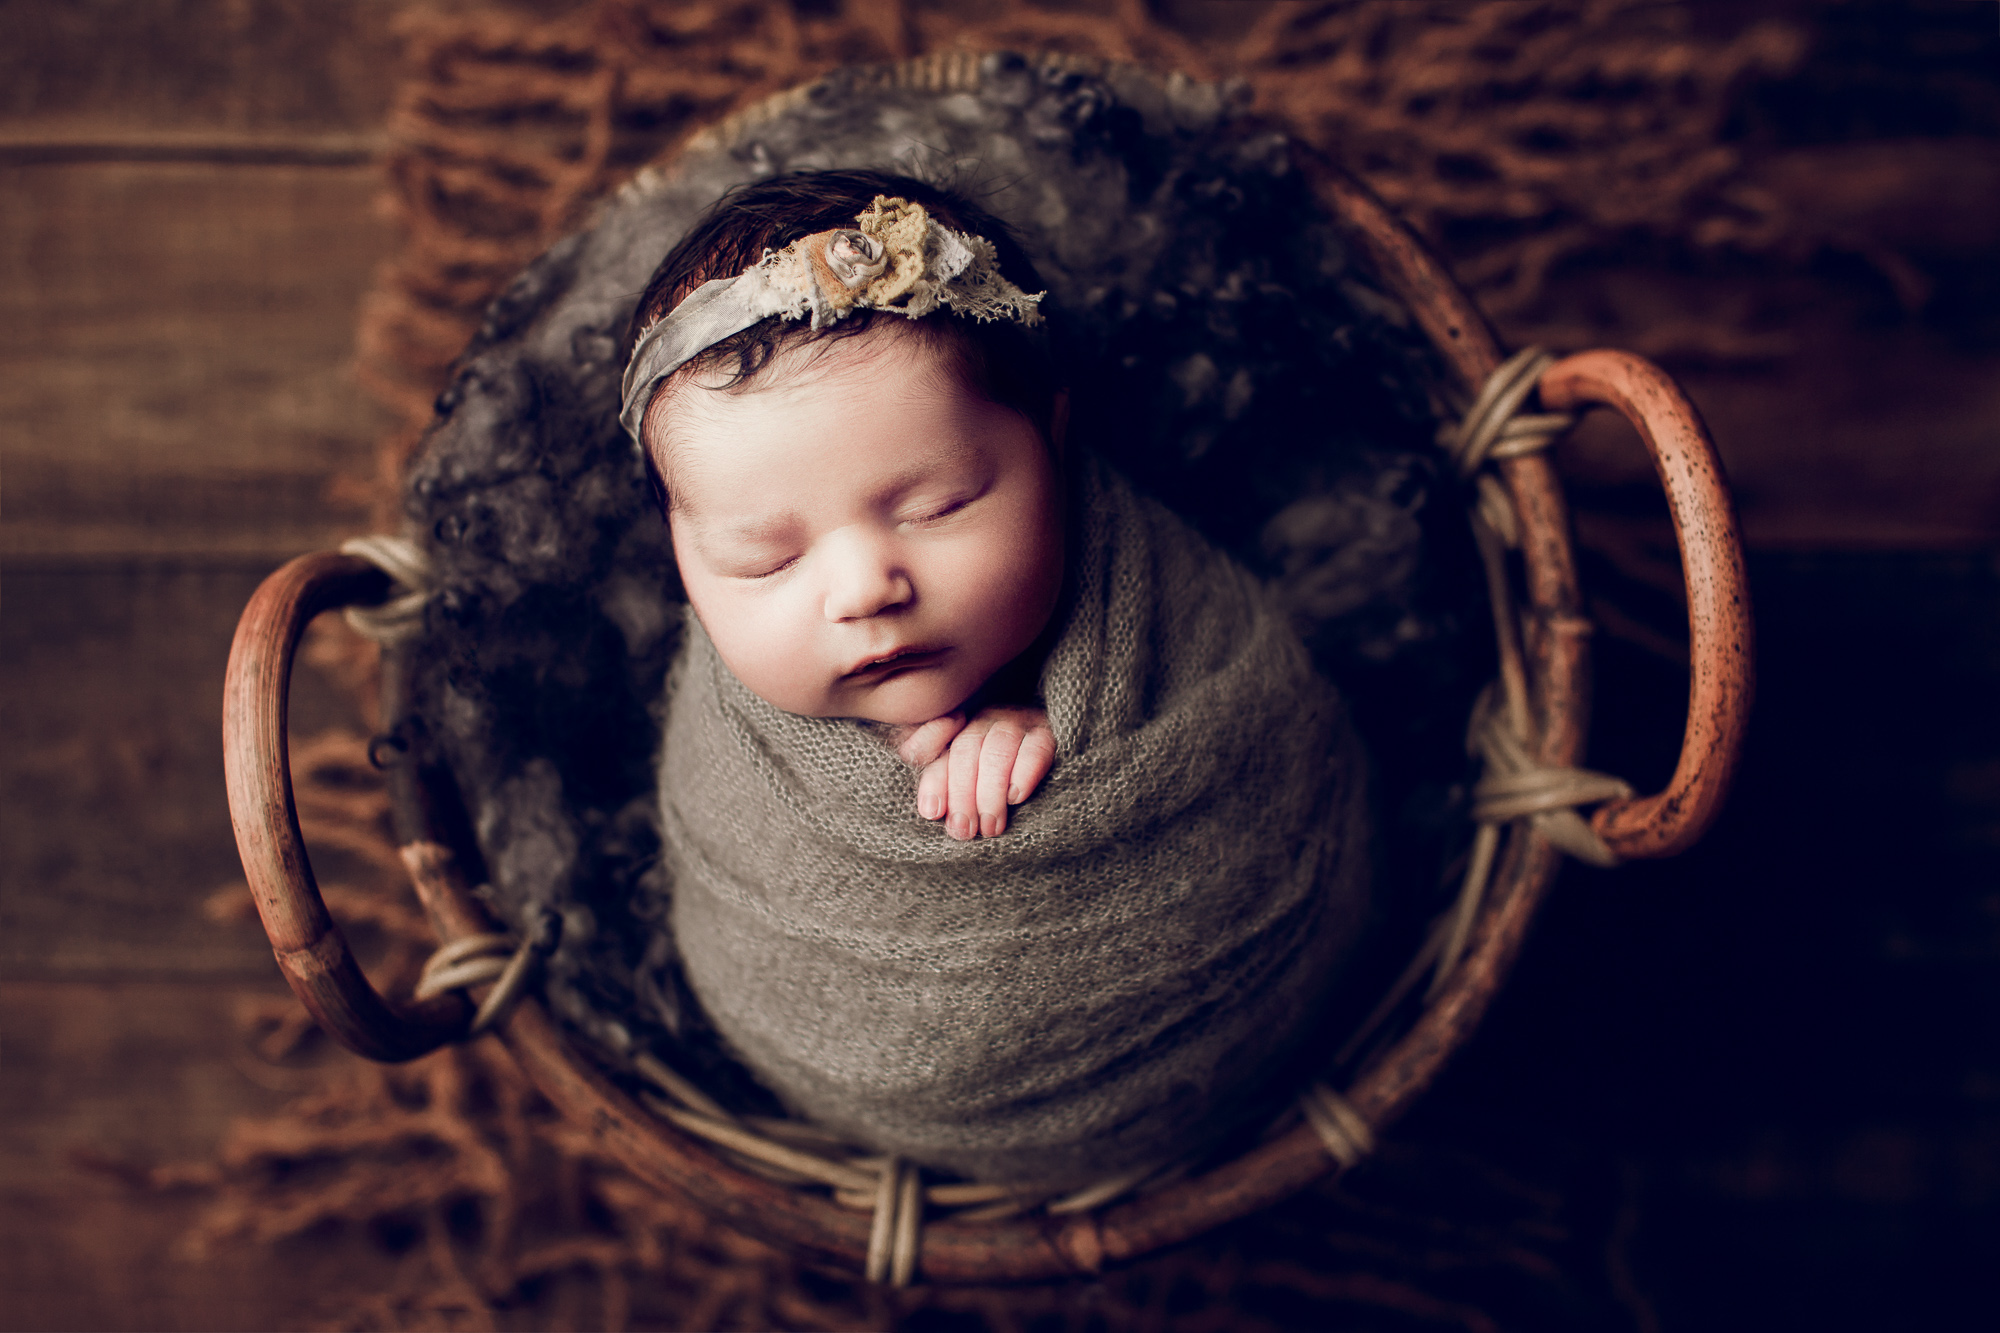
[
  {"x1": 733, "y1": 552, "x2": 800, "y2": 580},
  {"x1": 687, "y1": 518, "x2": 806, "y2": 581},
  {"x1": 910, "y1": 496, "x2": 971, "y2": 523},
  {"x1": 897, "y1": 482, "x2": 989, "y2": 527}
]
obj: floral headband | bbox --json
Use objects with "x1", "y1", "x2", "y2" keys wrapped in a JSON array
[{"x1": 619, "y1": 196, "x2": 1045, "y2": 444}]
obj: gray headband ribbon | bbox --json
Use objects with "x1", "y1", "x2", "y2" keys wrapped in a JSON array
[{"x1": 619, "y1": 197, "x2": 1044, "y2": 446}]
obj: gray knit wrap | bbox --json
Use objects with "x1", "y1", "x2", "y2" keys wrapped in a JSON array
[{"x1": 659, "y1": 456, "x2": 1371, "y2": 1187}]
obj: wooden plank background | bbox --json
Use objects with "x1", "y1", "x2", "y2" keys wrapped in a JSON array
[
  {"x1": 1, "y1": 4, "x2": 473, "y2": 1326},
  {"x1": 0, "y1": 162, "x2": 389, "y2": 559},
  {"x1": 3, "y1": 2, "x2": 1998, "y2": 1328}
]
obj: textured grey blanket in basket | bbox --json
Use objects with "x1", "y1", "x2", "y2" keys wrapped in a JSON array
[{"x1": 658, "y1": 455, "x2": 1371, "y2": 1187}]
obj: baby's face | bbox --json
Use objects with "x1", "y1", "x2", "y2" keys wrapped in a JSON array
[{"x1": 651, "y1": 326, "x2": 1064, "y2": 726}]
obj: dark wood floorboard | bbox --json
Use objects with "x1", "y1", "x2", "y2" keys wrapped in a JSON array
[
  {"x1": 0, "y1": 161, "x2": 393, "y2": 559},
  {"x1": 2, "y1": 563, "x2": 362, "y2": 980},
  {"x1": 2, "y1": 3, "x2": 1997, "y2": 1328},
  {"x1": 0, "y1": 978, "x2": 398, "y2": 1333}
]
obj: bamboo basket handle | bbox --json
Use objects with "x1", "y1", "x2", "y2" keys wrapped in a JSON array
[
  {"x1": 223, "y1": 551, "x2": 470, "y2": 1061},
  {"x1": 1539, "y1": 350, "x2": 1755, "y2": 860}
]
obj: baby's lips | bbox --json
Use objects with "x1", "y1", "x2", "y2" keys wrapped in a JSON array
[{"x1": 840, "y1": 644, "x2": 946, "y2": 680}]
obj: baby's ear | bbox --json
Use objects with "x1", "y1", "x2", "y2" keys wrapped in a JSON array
[{"x1": 1049, "y1": 388, "x2": 1070, "y2": 461}]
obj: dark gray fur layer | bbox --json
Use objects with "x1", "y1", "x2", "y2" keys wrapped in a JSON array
[{"x1": 398, "y1": 55, "x2": 1485, "y2": 1121}]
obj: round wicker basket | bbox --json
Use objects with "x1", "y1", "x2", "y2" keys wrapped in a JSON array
[{"x1": 223, "y1": 54, "x2": 1751, "y2": 1284}]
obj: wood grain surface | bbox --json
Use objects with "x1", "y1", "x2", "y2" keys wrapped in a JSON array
[
  {"x1": 0, "y1": 5, "x2": 425, "y2": 1325},
  {"x1": 1, "y1": 162, "x2": 391, "y2": 559},
  {"x1": 4, "y1": 0, "x2": 1999, "y2": 1327},
  {"x1": 0, "y1": 978, "x2": 408, "y2": 1332},
  {"x1": 2, "y1": 564, "x2": 361, "y2": 979}
]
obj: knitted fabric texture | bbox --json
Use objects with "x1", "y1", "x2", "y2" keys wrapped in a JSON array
[{"x1": 657, "y1": 456, "x2": 1371, "y2": 1187}]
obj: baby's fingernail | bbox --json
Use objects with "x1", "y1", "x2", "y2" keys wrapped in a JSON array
[
  {"x1": 919, "y1": 793, "x2": 938, "y2": 820},
  {"x1": 1007, "y1": 786, "x2": 1022, "y2": 805}
]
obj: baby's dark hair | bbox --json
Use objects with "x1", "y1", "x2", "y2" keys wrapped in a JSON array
[{"x1": 625, "y1": 170, "x2": 1059, "y2": 508}]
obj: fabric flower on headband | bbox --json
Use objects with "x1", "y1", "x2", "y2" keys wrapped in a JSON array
[{"x1": 619, "y1": 196, "x2": 1045, "y2": 443}]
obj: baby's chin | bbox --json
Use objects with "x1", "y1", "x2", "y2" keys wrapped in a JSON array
[{"x1": 838, "y1": 685, "x2": 970, "y2": 727}]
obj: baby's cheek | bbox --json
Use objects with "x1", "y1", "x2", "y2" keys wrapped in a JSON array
[
  {"x1": 688, "y1": 583, "x2": 813, "y2": 705},
  {"x1": 978, "y1": 528, "x2": 1062, "y2": 640}
]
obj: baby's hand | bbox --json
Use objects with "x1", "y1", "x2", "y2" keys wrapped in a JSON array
[{"x1": 894, "y1": 707, "x2": 1055, "y2": 841}]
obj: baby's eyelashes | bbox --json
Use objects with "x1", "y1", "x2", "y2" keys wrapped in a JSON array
[
  {"x1": 688, "y1": 535, "x2": 803, "y2": 580},
  {"x1": 896, "y1": 477, "x2": 991, "y2": 528},
  {"x1": 732, "y1": 553, "x2": 800, "y2": 580},
  {"x1": 901, "y1": 496, "x2": 972, "y2": 526},
  {"x1": 696, "y1": 531, "x2": 804, "y2": 578},
  {"x1": 761, "y1": 554, "x2": 808, "y2": 579}
]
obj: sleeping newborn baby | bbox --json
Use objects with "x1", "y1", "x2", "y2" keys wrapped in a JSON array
[{"x1": 622, "y1": 170, "x2": 1370, "y2": 1189}]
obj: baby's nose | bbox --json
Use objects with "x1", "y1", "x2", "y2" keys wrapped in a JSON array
[{"x1": 821, "y1": 528, "x2": 912, "y2": 622}]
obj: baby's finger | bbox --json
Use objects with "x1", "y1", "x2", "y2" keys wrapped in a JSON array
[
  {"x1": 917, "y1": 755, "x2": 949, "y2": 822},
  {"x1": 1008, "y1": 725, "x2": 1058, "y2": 805},
  {"x1": 976, "y1": 721, "x2": 1026, "y2": 838},
  {"x1": 896, "y1": 711, "x2": 966, "y2": 768},
  {"x1": 945, "y1": 720, "x2": 992, "y2": 840}
]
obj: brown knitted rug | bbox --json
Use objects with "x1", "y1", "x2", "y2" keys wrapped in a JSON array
[{"x1": 174, "y1": 3, "x2": 1814, "y2": 1327}]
